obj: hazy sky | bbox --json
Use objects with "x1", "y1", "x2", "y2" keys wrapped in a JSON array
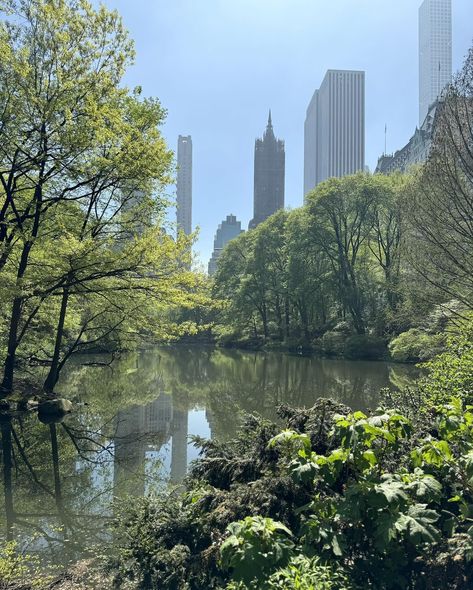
[{"x1": 95, "y1": 0, "x2": 472, "y2": 267}]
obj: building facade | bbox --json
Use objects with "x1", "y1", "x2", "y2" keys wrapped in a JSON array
[
  {"x1": 376, "y1": 101, "x2": 440, "y2": 174},
  {"x1": 249, "y1": 112, "x2": 285, "y2": 229},
  {"x1": 304, "y1": 70, "x2": 365, "y2": 197},
  {"x1": 176, "y1": 135, "x2": 192, "y2": 236},
  {"x1": 208, "y1": 214, "x2": 243, "y2": 276},
  {"x1": 419, "y1": 0, "x2": 452, "y2": 125}
]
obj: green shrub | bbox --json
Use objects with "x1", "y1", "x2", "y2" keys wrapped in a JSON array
[
  {"x1": 343, "y1": 335, "x2": 387, "y2": 360},
  {"x1": 388, "y1": 329, "x2": 445, "y2": 362},
  {"x1": 320, "y1": 331, "x2": 346, "y2": 356},
  {"x1": 226, "y1": 554, "x2": 352, "y2": 590},
  {"x1": 419, "y1": 323, "x2": 473, "y2": 405},
  {"x1": 266, "y1": 555, "x2": 352, "y2": 590},
  {"x1": 0, "y1": 542, "x2": 48, "y2": 589},
  {"x1": 220, "y1": 516, "x2": 294, "y2": 585}
]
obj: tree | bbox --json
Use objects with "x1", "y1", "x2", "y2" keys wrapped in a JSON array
[
  {"x1": 0, "y1": 0, "x2": 175, "y2": 394},
  {"x1": 407, "y1": 48, "x2": 473, "y2": 314},
  {"x1": 306, "y1": 174, "x2": 379, "y2": 335},
  {"x1": 286, "y1": 208, "x2": 332, "y2": 342},
  {"x1": 213, "y1": 231, "x2": 266, "y2": 340},
  {"x1": 368, "y1": 173, "x2": 407, "y2": 315}
]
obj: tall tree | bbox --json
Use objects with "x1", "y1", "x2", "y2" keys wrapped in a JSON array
[
  {"x1": 306, "y1": 174, "x2": 379, "y2": 335},
  {"x1": 286, "y1": 208, "x2": 332, "y2": 342},
  {"x1": 0, "y1": 0, "x2": 174, "y2": 394},
  {"x1": 407, "y1": 48, "x2": 473, "y2": 313}
]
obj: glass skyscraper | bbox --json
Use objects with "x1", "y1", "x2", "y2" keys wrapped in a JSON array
[
  {"x1": 419, "y1": 0, "x2": 452, "y2": 125},
  {"x1": 176, "y1": 135, "x2": 192, "y2": 236},
  {"x1": 303, "y1": 70, "x2": 365, "y2": 197}
]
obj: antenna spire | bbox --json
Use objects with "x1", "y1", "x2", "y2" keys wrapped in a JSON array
[{"x1": 267, "y1": 109, "x2": 272, "y2": 128}]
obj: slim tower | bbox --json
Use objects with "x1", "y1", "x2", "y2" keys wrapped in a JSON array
[
  {"x1": 176, "y1": 135, "x2": 192, "y2": 236},
  {"x1": 249, "y1": 112, "x2": 285, "y2": 230},
  {"x1": 419, "y1": 0, "x2": 452, "y2": 125},
  {"x1": 304, "y1": 70, "x2": 365, "y2": 197}
]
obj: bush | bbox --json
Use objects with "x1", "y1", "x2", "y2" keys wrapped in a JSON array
[
  {"x1": 419, "y1": 322, "x2": 473, "y2": 405},
  {"x1": 320, "y1": 331, "x2": 346, "y2": 356},
  {"x1": 220, "y1": 517, "x2": 294, "y2": 585},
  {"x1": 0, "y1": 542, "x2": 48, "y2": 589},
  {"x1": 227, "y1": 554, "x2": 352, "y2": 590},
  {"x1": 388, "y1": 329, "x2": 445, "y2": 362},
  {"x1": 343, "y1": 335, "x2": 387, "y2": 360}
]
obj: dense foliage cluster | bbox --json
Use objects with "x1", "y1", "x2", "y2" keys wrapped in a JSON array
[
  {"x1": 0, "y1": 0, "x2": 207, "y2": 396},
  {"x1": 212, "y1": 170, "x2": 468, "y2": 359},
  {"x1": 110, "y1": 324, "x2": 473, "y2": 590}
]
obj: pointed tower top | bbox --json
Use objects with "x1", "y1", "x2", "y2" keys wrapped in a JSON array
[{"x1": 263, "y1": 109, "x2": 275, "y2": 141}]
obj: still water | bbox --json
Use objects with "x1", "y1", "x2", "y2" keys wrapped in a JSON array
[{"x1": 0, "y1": 346, "x2": 419, "y2": 570}]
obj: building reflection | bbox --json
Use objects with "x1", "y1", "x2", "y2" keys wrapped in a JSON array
[{"x1": 113, "y1": 393, "x2": 189, "y2": 496}]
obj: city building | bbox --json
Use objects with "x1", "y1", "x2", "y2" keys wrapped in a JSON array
[
  {"x1": 176, "y1": 135, "x2": 192, "y2": 236},
  {"x1": 419, "y1": 0, "x2": 452, "y2": 125},
  {"x1": 249, "y1": 111, "x2": 285, "y2": 229},
  {"x1": 376, "y1": 0, "x2": 452, "y2": 174},
  {"x1": 304, "y1": 70, "x2": 365, "y2": 197},
  {"x1": 375, "y1": 100, "x2": 440, "y2": 174},
  {"x1": 208, "y1": 214, "x2": 243, "y2": 276}
]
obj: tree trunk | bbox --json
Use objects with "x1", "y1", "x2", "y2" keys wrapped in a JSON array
[
  {"x1": 44, "y1": 287, "x2": 70, "y2": 393},
  {"x1": 0, "y1": 297, "x2": 23, "y2": 395},
  {"x1": 1, "y1": 420, "x2": 14, "y2": 541},
  {"x1": 1, "y1": 170, "x2": 44, "y2": 395},
  {"x1": 284, "y1": 297, "x2": 290, "y2": 339}
]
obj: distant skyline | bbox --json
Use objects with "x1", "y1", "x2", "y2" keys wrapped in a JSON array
[{"x1": 93, "y1": 0, "x2": 472, "y2": 266}]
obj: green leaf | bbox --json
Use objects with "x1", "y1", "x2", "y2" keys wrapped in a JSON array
[
  {"x1": 371, "y1": 479, "x2": 408, "y2": 508},
  {"x1": 408, "y1": 472, "x2": 442, "y2": 502},
  {"x1": 373, "y1": 511, "x2": 400, "y2": 550},
  {"x1": 396, "y1": 505, "x2": 440, "y2": 545},
  {"x1": 362, "y1": 449, "x2": 378, "y2": 467}
]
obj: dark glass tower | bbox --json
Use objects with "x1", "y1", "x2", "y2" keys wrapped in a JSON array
[{"x1": 249, "y1": 111, "x2": 285, "y2": 229}]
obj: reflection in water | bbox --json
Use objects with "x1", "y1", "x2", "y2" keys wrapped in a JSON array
[
  {"x1": 0, "y1": 346, "x2": 419, "y2": 571},
  {"x1": 113, "y1": 393, "x2": 188, "y2": 496}
]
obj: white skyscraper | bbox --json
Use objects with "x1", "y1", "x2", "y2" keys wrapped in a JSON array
[
  {"x1": 419, "y1": 0, "x2": 452, "y2": 125},
  {"x1": 176, "y1": 135, "x2": 192, "y2": 236},
  {"x1": 304, "y1": 70, "x2": 365, "y2": 197}
]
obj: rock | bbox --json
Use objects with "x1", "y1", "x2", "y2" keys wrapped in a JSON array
[
  {"x1": 0, "y1": 399, "x2": 15, "y2": 413},
  {"x1": 38, "y1": 412, "x2": 67, "y2": 425},
  {"x1": 38, "y1": 398, "x2": 73, "y2": 415}
]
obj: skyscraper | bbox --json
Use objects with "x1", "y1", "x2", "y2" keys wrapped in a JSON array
[
  {"x1": 176, "y1": 135, "x2": 192, "y2": 236},
  {"x1": 208, "y1": 214, "x2": 243, "y2": 276},
  {"x1": 419, "y1": 0, "x2": 452, "y2": 125},
  {"x1": 303, "y1": 70, "x2": 365, "y2": 197},
  {"x1": 249, "y1": 112, "x2": 285, "y2": 230}
]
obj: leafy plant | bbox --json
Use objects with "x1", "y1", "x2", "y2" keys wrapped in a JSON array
[{"x1": 220, "y1": 516, "x2": 294, "y2": 585}]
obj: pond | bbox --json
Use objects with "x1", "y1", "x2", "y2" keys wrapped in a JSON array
[{"x1": 0, "y1": 346, "x2": 419, "y2": 572}]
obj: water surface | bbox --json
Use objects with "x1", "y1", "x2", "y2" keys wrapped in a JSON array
[{"x1": 0, "y1": 346, "x2": 419, "y2": 570}]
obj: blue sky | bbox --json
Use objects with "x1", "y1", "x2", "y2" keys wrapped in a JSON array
[{"x1": 96, "y1": 0, "x2": 472, "y2": 268}]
